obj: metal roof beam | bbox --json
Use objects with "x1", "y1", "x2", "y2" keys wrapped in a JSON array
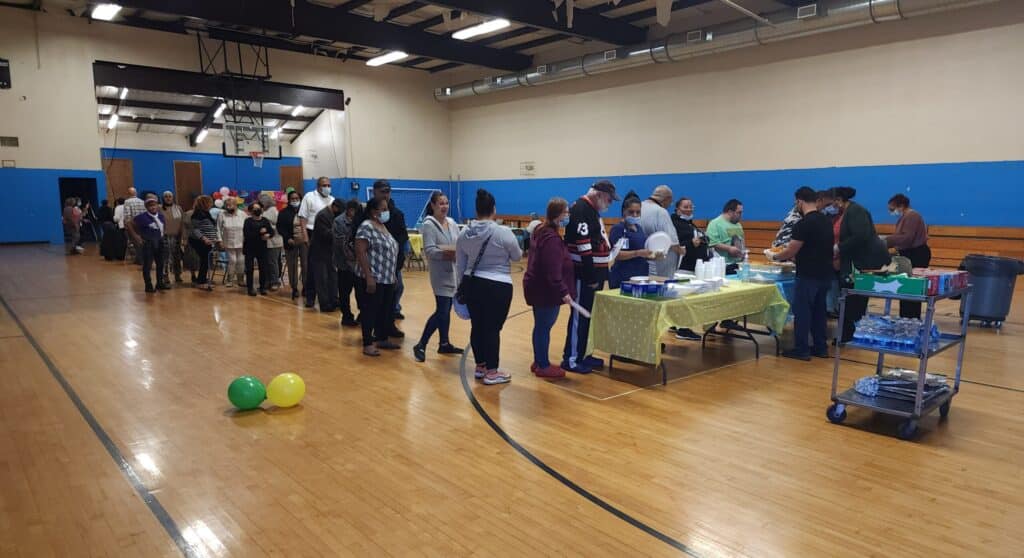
[
  {"x1": 114, "y1": 0, "x2": 530, "y2": 71},
  {"x1": 424, "y1": 0, "x2": 646, "y2": 44}
]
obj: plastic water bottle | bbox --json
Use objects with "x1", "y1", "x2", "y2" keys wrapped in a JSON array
[{"x1": 739, "y1": 250, "x2": 750, "y2": 280}]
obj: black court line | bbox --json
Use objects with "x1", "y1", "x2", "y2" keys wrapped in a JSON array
[
  {"x1": 0, "y1": 294, "x2": 198, "y2": 558},
  {"x1": 458, "y1": 348, "x2": 700, "y2": 556},
  {"x1": 838, "y1": 356, "x2": 1024, "y2": 394}
]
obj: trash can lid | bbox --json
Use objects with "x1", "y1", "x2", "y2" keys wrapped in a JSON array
[{"x1": 963, "y1": 254, "x2": 1024, "y2": 276}]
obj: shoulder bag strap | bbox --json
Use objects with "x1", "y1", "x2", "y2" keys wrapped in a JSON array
[{"x1": 469, "y1": 234, "x2": 492, "y2": 277}]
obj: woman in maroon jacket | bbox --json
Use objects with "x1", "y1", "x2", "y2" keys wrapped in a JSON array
[{"x1": 523, "y1": 198, "x2": 576, "y2": 378}]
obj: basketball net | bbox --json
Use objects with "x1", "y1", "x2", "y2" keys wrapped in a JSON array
[{"x1": 250, "y1": 151, "x2": 265, "y2": 168}]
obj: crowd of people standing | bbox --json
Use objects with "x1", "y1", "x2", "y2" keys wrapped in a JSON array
[{"x1": 68, "y1": 177, "x2": 926, "y2": 386}]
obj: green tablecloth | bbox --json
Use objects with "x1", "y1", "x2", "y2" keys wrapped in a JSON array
[{"x1": 587, "y1": 282, "x2": 791, "y2": 365}]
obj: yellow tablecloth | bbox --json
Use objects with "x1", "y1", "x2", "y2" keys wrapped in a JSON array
[
  {"x1": 587, "y1": 282, "x2": 790, "y2": 365},
  {"x1": 408, "y1": 233, "x2": 423, "y2": 257}
]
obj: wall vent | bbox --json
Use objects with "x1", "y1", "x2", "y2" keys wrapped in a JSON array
[
  {"x1": 686, "y1": 30, "x2": 704, "y2": 42},
  {"x1": 0, "y1": 136, "x2": 19, "y2": 148},
  {"x1": 797, "y1": 4, "x2": 818, "y2": 19},
  {"x1": 603, "y1": 49, "x2": 617, "y2": 61}
]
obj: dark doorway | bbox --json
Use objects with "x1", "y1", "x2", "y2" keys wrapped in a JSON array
[{"x1": 59, "y1": 177, "x2": 99, "y2": 242}]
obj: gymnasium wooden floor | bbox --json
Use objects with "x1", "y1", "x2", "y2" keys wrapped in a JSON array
[{"x1": 0, "y1": 243, "x2": 1020, "y2": 557}]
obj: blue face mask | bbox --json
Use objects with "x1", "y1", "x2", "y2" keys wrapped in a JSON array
[
  {"x1": 558, "y1": 216, "x2": 570, "y2": 227},
  {"x1": 379, "y1": 210, "x2": 391, "y2": 224},
  {"x1": 822, "y1": 206, "x2": 838, "y2": 216},
  {"x1": 319, "y1": 186, "x2": 331, "y2": 198},
  {"x1": 625, "y1": 216, "x2": 641, "y2": 226}
]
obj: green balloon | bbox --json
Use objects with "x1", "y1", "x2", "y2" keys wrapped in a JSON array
[{"x1": 228, "y1": 375, "x2": 266, "y2": 410}]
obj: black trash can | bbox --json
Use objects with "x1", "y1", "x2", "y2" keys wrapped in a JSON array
[{"x1": 960, "y1": 254, "x2": 1024, "y2": 326}]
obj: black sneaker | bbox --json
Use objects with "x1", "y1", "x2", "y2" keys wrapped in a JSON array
[
  {"x1": 413, "y1": 344, "x2": 426, "y2": 362},
  {"x1": 387, "y1": 328, "x2": 405, "y2": 339},
  {"x1": 341, "y1": 316, "x2": 360, "y2": 327},
  {"x1": 781, "y1": 349, "x2": 811, "y2": 361},
  {"x1": 393, "y1": 312, "x2": 406, "y2": 320},
  {"x1": 144, "y1": 285, "x2": 156, "y2": 293},
  {"x1": 674, "y1": 328, "x2": 702, "y2": 341},
  {"x1": 720, "y1": 320, "x2": 742, "y2": 330},
  {"x1": 813, "y1": 350, "x2": 831, "y2": 359},
  {"x1": 438, "y1": 343, "x2": 464, "y2": 355}
]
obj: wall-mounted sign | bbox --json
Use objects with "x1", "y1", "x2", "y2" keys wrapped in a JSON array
[{"x1": 520, "y1": 161, "x2": 536, "y2": 176}]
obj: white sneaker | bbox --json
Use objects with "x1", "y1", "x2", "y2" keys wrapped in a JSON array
[{"x1": 482, "y1": 370, "x2": 511, "y2": 385}]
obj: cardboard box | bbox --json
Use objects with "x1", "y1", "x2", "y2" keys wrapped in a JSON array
[
  {"x1": 853, "y1": 273, "x2": 928, "y2": 296},
  {"x1": 911, "y1": 269, "x2": 969, "y2": 295}
]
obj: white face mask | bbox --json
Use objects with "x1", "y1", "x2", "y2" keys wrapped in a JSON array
[
  {"x1": 319, "y1": 186, "x2": 331, "y2": 197},
  {"x1": 289, "y1": 200, "x2": 300, "y2": 208}
]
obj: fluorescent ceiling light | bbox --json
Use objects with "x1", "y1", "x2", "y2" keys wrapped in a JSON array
[
  {"x1": 106, "y1": 113, "x2": 119, "y2": 129},
  {"x1": 119, "y1": 87, "x2": 128, "y2": 100},
  {"x1": 91, "y1": 3, "x2": 122, "y2": 21},
  {"x1": 366, "y1": 51, "x2": 408, "y2": 67},
  {"x1": 290, "y1": 105, "x2": 304, "y2": 117},
  {"x1": 196, "y1": 128, "x2": 209, "y2": 143},
  {"x1": 452, "y1": 18, "x2": 510, "y2": 41},
  {"x1": 214, "y1": 102, "x2": 226, "y2": 118},
  {"x1": 270, "y1": 128, "x2": 281, "y2": 140}
]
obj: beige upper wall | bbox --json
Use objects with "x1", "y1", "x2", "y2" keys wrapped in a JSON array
[
  {"x1": 0, "y1": 7, "x2": 451, "y2": 179},
  {"x1": 448, "y1": 2, "x2": 1024, "y2": 180}
]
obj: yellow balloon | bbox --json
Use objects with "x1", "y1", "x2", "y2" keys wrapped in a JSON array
[{"x1": 266, "y1": 373, "x2": 306, "y2": 408}]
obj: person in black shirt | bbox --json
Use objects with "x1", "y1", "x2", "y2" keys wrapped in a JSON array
[
  {"x1": 243, "y1": 201, "x2": 274, "y2": 296},
  {"x1": 770, "y1": 186, "x2": 833, "y2": 361}
]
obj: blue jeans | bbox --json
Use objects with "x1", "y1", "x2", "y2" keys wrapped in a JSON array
[
  {"x1": 793, "y1": 276, "x2": 830, "y2": 355},
  {"x1": 418, "y1": 295, "x2": 452, "y2": 347},
  {"x1": 532, "y1": 306, "x2": 560, "y2": 368}
]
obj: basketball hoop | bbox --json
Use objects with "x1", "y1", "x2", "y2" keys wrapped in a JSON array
[{"x1": 250, "y1": 151, "x2": 265, "y2": 168}]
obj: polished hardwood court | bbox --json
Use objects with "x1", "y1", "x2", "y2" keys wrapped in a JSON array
[{"x1": 0, "y1": 243, "x2": 1021, "y2": 557}]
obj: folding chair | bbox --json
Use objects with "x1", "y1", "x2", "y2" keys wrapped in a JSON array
[{"x1": 209, "y1": 249, "x2": 229, "y2": 285}]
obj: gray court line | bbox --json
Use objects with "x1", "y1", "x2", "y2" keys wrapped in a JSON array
[{"x1": 0, "y1": 294, "x2": 198, "y2": 558}]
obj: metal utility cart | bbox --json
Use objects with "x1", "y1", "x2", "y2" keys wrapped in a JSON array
[{"x1": 827, "y1": 285, "x2": 973, "y2": 440}]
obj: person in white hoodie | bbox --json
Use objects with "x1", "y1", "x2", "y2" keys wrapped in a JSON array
[
  {"x1": 456, "y1": 189, "x2": 523, "y2": 385},
  {"x1": 413, "y1": 191, "x2": 464, "y2": 363}
]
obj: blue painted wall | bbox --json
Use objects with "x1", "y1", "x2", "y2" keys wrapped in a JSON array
[
  {"x1": 457, "y1": 160, "x2": 1024, "y2": 227},
  {"x1": 4, "y1": 158, "x2": 1022, "y2": 244},
  {"x1": 101, "y1": 148, "x2": 303, "y2": 196},
  {"x1": 0, "y1": 167, "x2": 107, "y2": 244},
  {"x1": 302, "y1": 176, "x2": 457, "y2": 222}
]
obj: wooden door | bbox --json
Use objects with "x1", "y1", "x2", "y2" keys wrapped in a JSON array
[
  {"x1": 173, "y1": 161, "x2": 203, "y2": 211},
  {"x1": 103, "y1": 158, "x2": 133, "y2": 202},
  {"x1": 279, "y1": 165, "x2": 303, "y2": 195}
]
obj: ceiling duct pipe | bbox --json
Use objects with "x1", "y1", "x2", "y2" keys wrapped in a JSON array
[{"x1": 435, "y1": 0, "x2": 998, "y2": 101}]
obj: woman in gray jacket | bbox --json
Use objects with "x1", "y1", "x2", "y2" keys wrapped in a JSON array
[
  {"x1": 456, "y1": 189, "x2": 523, "y2": 385},
  {"x1": 413, "y1": 192, "x2": 464, "y2": 362}
]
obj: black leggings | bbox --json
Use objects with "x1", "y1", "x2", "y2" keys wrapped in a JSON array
[
  {"x1": 465, "y1": 277, "x2": 513, "y2": 371},
  {"x1": 190, "y1": 238, "x2": 212, "y2": 284},
  {"x1": 354, "y1": 276, "x2": 395, "y2": 346}
]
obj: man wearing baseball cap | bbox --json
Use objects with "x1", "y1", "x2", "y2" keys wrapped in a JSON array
[
  {"x1": 561, "y1": 180, "x2": 619, "y2": 374},
  {"x1": 128, "y1": 196, "x2": 168, "y2": 293}
]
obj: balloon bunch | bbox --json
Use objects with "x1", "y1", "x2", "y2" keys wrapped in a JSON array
[
  {"x1": 227, "y1": 373, "x2": 306, "y2": 411},
  {"x1": 212, "y1": 187, "x2": 245, "y2": 208}
]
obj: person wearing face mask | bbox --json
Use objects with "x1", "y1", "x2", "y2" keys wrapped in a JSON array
[
  {"x1": 129, "y1": 197, "x2": 168, "y2": 293},
  {"x1": 707, "y1": 199, "x2": 746, "y2": 274},
  {"x1": 299, "y1": 177, "x2": 335, "y2": 306},
  {"x1": 640, "y1": 185, "x2": 684, "y2": 278},
  {"x1": 372, "y1": 181, "x2": 409, "y2": 328},
  {"x1": 816, "y1": 189, "x2": 842, "y2": 315},
  {"x1": 608, "y1": 194, "x2": 652, "y2": 289},
  {"x1": 189, "y1": 196, "x2": 219, "y2": 291},
  {"x1": 672, "y1": 197, "x2": 709, "y2": 272},
  {"x1": 243, "y1": 201, "x2": 274, "y2": 296},
  {"x1": 309, "y1": 199, "x2": 343, "y2": 311},
  {"x1": 277, "y1": 189, "x2": 306, "y2": 299},
  {"x1": 522, "y1": 197, "x2": 575, "y2": 378},
  {"x1": 258, "y1": 192, "x2": 283, "y2": 291},
  {"x1": 354, "y1": 197, "x2": 401, "y2": 356},
  {"x1": 561, "y1": 180, "x2": 618, "y2": 374},
  {"x1": 885, "y1": 194, "x2": 930, "y2": 319},
  {"x1": 217, "y1": 197, "x2": 247, "y2": 287},
  {"x1": 413, "y1": 192, "x2": 463, "y2": 363},
  {"x1": 160, "y1": 191, "x2": 184, "y2": 285}
]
